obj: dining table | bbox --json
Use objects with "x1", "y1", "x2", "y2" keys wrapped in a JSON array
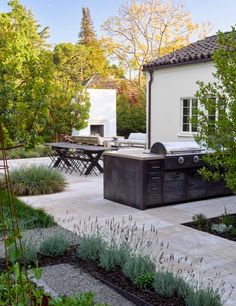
[{"x1": 45, "y1": 142, "x2": 109, "y2": 175}]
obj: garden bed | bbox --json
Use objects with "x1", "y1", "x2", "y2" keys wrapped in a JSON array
[
  {"x1": 183, "y1": 213, "x2": 236, "y2": 242},
  {"x1": 37, "y1": 246, "x2": 185, "y2": 306}
]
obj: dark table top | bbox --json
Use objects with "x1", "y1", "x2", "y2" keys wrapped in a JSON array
[{"x1": 45, "y1": 142, "x2": 107, "y2": 152}]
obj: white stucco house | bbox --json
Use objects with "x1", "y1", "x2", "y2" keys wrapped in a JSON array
[
  {"x1": 72, "y1": 77, "x2": 116, "y2": 138},
  {"x1": 143, "y1": 34, "x2": 219, "y2": 148}
]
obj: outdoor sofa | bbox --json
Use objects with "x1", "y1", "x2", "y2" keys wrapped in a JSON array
[{"x1": 117, "y1": 133, "x2": 146, "y2": 148}]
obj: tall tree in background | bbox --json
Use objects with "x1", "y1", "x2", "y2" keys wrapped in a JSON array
[
  {"x1": 78, "y1": 7, "x2": 96, "y2": 44},
  {"x1": 195, "y1": 28, "x2": 236, "y2": 192},
  {"x1": 102, "y1": 0, "x2": 209, "y2": 93},
  {"x1": 0, "y1": 0, "x2": 52, "y2": 147}
]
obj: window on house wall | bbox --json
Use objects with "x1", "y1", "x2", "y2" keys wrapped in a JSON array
[{"x1": 181, "y1": 98, "x2": 198, "y2": 133}]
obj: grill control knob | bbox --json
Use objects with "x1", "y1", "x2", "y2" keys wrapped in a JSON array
[
  {"x1": 178, "y1": 156, "x2": 185, "y2": 165},
  {"x1": 193, "y1": 155, "x2": 199, "y2": 163}
]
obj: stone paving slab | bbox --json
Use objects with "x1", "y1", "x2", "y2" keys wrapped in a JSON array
[{"x1": 4, "y1": 157, "x2": 236, "y2": 305}]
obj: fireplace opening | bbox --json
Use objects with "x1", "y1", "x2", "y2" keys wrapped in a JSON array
[{"x1": 90, "y1": 124, "x2": 104, "y2": 137}]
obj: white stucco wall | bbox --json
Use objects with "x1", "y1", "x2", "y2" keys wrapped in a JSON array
[
  {"x1": 73, "y1": 88, "x2": 116, "y2": 137},
  {"x1": 147, "y1": 62, "x2": 215, "y2": 145}
]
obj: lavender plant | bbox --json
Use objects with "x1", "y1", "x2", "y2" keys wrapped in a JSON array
[
  {"x1": 77, "y1": 235, "x2": 106, "y2": 262},
  {"x1": 153, "y1": 270, "x2": 190, "y2": 298},
  {"x1": 40, "y1": 235, "x2": 70, "y2": 257},
  {"x1": 99, "y1": 244, "x2": 129, "y2": 271},
  {"x1": 122, "y1": 254, "x2": 156, "y2": 283},
  {"x1": 70, "y1": 216, "x2": 233, "y2": 305}
]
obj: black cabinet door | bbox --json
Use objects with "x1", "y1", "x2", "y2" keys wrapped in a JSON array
[
  {"x1": 163, "y1": 171, "x2": 186, "y2": 203},
  {"x1": 144, "y1": 161, "x2": 163, "y2": 207},
  {"x1": 186, "y1": 169, "x2": 207, "y2": 200}
]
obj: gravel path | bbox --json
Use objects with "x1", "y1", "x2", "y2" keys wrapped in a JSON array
[{"x1": 32, "y1": 263, "x2": 135, "y2": 306}]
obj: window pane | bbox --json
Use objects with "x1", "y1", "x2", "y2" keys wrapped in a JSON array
[
  {"x1": 183, "y1": 107, "x2": 190, "y2": 116},
  {"x1": 182, "y1": 99, "x2": 190, "y2": 132},
  {"x1": 183, "y1": 115, "x2": 189, "y2": 124},
  {"x1": 183, "y1": 99, "x2": 189, "y2": 108},
  {"x1": 183, "y1": 123, "x2": 189, "y2": 132}
]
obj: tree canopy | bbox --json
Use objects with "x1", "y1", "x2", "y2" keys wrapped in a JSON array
[
  {"x1": 0, "y1": 0, "x2": 52, "y2": 147},
  {"x1": 195, "y1": 27, "x2": 236, "y2": 192},
  {"x1": 102, "y1": 0, "x2": 208, "y2": 92}
]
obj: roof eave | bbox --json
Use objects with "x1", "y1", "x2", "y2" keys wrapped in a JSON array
[{"x1": 143, "y1": 57, "x2": 213, "y2": 72}]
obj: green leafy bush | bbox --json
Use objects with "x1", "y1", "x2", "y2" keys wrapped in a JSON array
[
  {"x1": 10, "y1": 165, "x2": 66, "y2": 195},
  {"x1": 185, "y1": 288, "x2": 222, "y2": 306},
  {"x1": 99, "y1": 245, "x2": 130, "y2": 271},
  {"x1": 40, "y1": 235, "x2": 70, "y2": 257},
  {"x1": 153, "y1": 271, "x2": 189, "y2": 298},
  {"x1": 49, "y1": 291, "x2": 107, "y2": 306},
  {"x1": 122, "y1": 254, "x2": 155, "y2": 283},
  {"x1": 3, "y1": 144, "x2": 48, "y2": 160},
  {"x1": 0, "y1": 263, "x2": 45, "y2": 305},
  {"x1": 134, "y1": 272, "x2": 156, "y2": 289},
  {"x1": 77, "y1": 235, "x2": 106, "y2": 262}
]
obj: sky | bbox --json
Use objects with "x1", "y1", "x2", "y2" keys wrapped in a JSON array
[{"x1": 1, "y1": 0, "x2": 235, "y2": 46}]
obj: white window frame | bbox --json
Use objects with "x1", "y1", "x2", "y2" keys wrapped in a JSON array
[{"x1": 179, "y1": 97, "x2": 198, "y2": 136}]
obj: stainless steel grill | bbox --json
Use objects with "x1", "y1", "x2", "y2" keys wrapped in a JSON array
[
  {"x1": 150, "y1": 141, "x2": 204, "y2": 155},
  {"x1": 150, "y1": 141, "x2": 205, "y2": 170}
]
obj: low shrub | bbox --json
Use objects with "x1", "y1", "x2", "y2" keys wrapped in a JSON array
[
  {"x1": 4, "y1": 144, "x2": 47, "y2": 160},
  {"x1": 99, "y1": 245, "x2": 130, "y2": 272},
  {"x1": 134, "y1": 272, "x2": 156, "y2": 289},
  {"x1": 211, "y1": 223, "x2": 232, "y2": 233},
  {"x1": 40, "y1": 235, "x2": 70, "y2": 257},
  {"x1": 49, "y1": 291, "x2": 106, "y2": 306},
  {"x1": 10, "y1": 165, "x2": 66, "y2": 195},
  {"x1": 77, "y1": 235, "x2": 106, "y2": 262},
  {"x1": 153, "y1": 270, "x2": 190, "y2": 298},
  {"x1": 8, "y1": 239, "x2": 37, "y2": 264},
  {"x1": 122, "y1": 254, "x2": 155, "y2": 283},
  {"x1": 192, "y1": 213, "x2": 208, "y2": 230},
  {"x1": 230, "y1": 227, "x2": 236, "y2": 237},
  {"x1": 185, "y1": 287, "x2": 222, "y2": 306},
  {"x1": 220, "y1": 208, "x2": 234, "y2": 227}
]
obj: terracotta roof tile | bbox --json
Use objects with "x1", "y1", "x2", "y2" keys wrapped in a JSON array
[{"x1": 143, "y1": 34, "x2": 221, "y2": 70}]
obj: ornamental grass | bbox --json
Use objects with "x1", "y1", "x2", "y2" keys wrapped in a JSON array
[{"x1": 9, "y1": 165, "x2": 66, "y2": 196}]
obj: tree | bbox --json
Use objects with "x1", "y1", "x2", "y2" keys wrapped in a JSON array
[
  {"x1": 117, "y1": 82, "x2": 146, "y2": 137},
  {"x1": 195, "y1": 28, "x2": 236, "y2": 192},
  {"x1": 78, "y1": 7, "x2": 96, "y2": 45},
  {"x1": 102, "y1": 0, "x2": 202, "y2": 92},
  {"x1": 0, "y1": 0, "x2": 52, "y2": 147},
  {"x1": 45, "y1": 47, "x2": 90, "y2": 141},
  {"x1": 53, "y1": 43, "x2": 110, "y2": 83}
]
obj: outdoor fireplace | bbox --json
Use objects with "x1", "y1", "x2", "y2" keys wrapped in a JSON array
[
  {"x1": 103, "y1": 141, "x2": 231, "y2": 210},
  {"x1": 90, "y1": 124, "x2": 104, "y2": 137}
]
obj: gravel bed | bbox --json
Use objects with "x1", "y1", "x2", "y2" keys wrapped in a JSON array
[
  {"x1": 0, "y1": 225, "x2": 79, "y2": 259},
  {"x1": 32, "y1": 263, "x2": 135, "y2": 306}
]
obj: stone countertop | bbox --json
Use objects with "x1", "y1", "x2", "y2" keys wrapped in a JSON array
[{"x1": 104, "y1": 149, "x2": 164, "y2": 161}]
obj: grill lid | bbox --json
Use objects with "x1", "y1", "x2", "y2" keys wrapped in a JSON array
[{"x1": 150, "y1": 141, "x2": 203, "y2": 155}]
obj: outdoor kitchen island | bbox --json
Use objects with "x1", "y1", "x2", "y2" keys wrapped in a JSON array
[{"x1": 103, "y1": 143, "x2": 231, "y2": 210}]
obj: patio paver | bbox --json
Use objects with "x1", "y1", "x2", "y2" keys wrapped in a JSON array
[{"x1": 4, "y1": 157, "x2": 236, "y2": 305}]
